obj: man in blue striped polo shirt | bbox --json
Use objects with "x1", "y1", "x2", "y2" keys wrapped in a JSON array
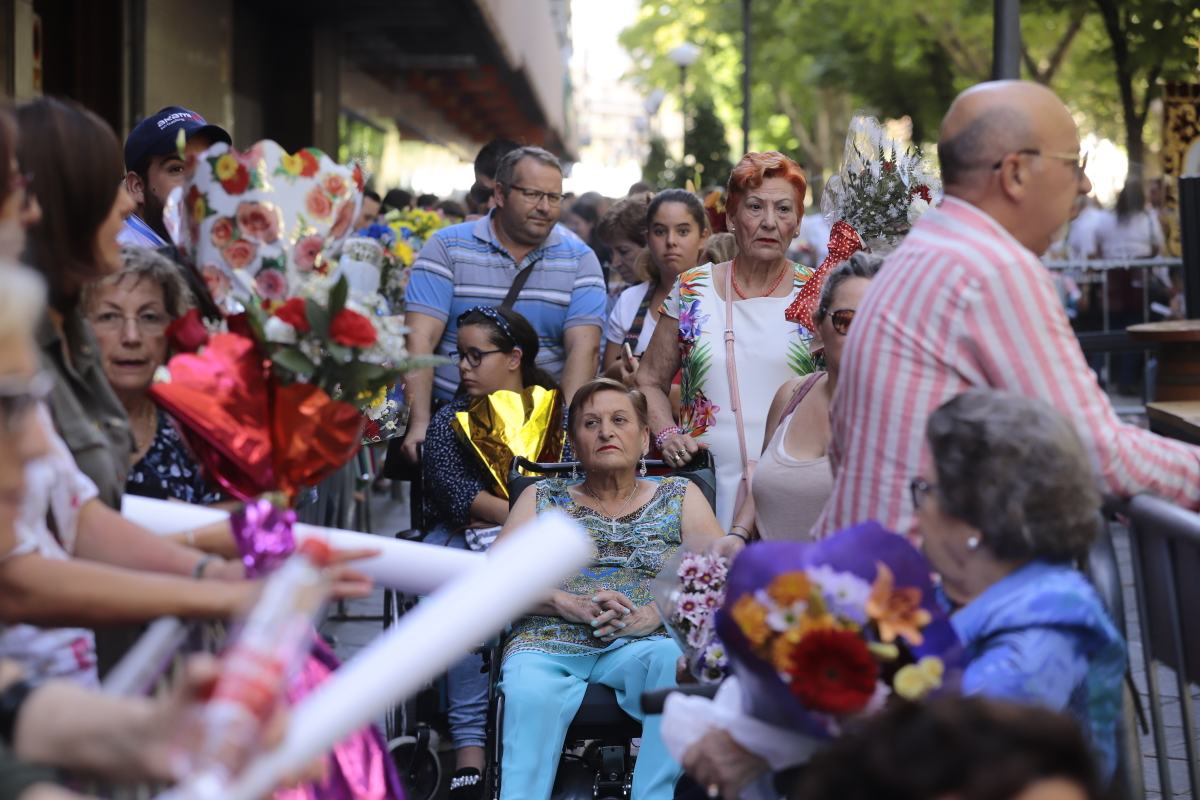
[{"x1": 402, "y1": 146, "x2": 606, "y2": 462}]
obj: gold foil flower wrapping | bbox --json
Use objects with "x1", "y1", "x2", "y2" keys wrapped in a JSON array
[{"x1": 451, "y1": 386, "x2": 564, "y2": 499}]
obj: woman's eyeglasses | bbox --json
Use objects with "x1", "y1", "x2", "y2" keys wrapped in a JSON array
[
  {"x1": 829, "y1": 309, "x2": 856, "y2": 336},
  {"x1": 909, "y1": 477, "x2": 937, "y2": 509},
  {"x1": 450, "y1": 347, "x2": 505, "y2": 368},
  {"x1": 90, "y1": 309, "x2": 171, "y2": 335},
  {"x1": 0, "y1": 371, "x2": 54, "y2": 435}
]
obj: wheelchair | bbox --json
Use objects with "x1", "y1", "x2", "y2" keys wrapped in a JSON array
[{"x1": 480, "y1": 451, "x2": 718, "y2": 800}]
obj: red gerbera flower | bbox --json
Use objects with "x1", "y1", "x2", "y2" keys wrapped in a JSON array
[{"x1": 784, "y1": 628, "x2": 878, "y2": 715}]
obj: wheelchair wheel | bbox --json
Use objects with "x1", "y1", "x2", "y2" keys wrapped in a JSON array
[{"x1": 388, "y1": 726, "x2": 442, "y2": 800}]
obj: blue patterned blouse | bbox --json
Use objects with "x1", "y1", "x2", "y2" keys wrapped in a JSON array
[
  {"x1": 126, "y1": 410, "x2": 222, "y2": 505},
  {"x1": 422, "y1": 396, "x2": 488, "y2": 529},
  {"x1": 953, "y1": 560, "x2": 1126, "y2": 779},
  {"x1": 504, "y1": 476, "x2": 686, "y2": 660}
]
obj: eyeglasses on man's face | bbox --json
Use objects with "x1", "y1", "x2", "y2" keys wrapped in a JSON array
[
  {"x1": 504, "y1": 183, "x2": 565, "y2": 207},
  {"x1": 991, "y1": 148, "x2": 1088, "y2": 178}
]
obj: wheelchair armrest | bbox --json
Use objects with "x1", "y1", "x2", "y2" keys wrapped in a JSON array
[
  {"x1": 640, "y1": 683, "x2": 720, "y2": 715},
  {"x1": 395, "y1": 528, "x2": 432, "y2": 543}
]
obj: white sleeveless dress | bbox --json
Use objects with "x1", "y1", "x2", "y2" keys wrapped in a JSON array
[{"x1": 660, "y1": 261, "x2": 817, "y2": 528}]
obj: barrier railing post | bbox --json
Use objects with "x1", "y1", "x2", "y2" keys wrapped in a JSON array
[
  {"x1": 1125, "y1": 510, "x2": 1175, "y2": 795},
  {"x1": 1180, "y1": 176, "x2": 1200, "y2": 320}
]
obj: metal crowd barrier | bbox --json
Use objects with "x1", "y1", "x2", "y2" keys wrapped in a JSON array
[
  {"x1": 1042, "y1": 256, "x2": 1184, "y2": 334},
  {"x1": 1114, "y1": 493, "x2": 1200, "y2": 797},
  {"x1": 1042, "y1": 257, "x2": 1183, "y2": 405}
]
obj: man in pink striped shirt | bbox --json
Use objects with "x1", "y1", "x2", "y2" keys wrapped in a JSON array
[{"x1": 814, "y1": 81, "x2": 1200, "y2": 538}]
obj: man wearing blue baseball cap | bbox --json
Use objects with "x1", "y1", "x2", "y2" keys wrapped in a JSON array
[{"x1": 119, "y1": 106, "x2": 231, "y2": 248}]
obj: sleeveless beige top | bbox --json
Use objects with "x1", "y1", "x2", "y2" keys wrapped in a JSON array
[{"x1": 751, "y1": 379, "x2": 834, "y2": 541}]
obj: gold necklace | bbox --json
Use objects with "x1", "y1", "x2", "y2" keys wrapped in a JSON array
[
  {"x1": 582, "y1": 480, "x2": 640, "y2": 531},
  {"x1": 131, "y1": 402, "x2": 157, "y2": 454}
]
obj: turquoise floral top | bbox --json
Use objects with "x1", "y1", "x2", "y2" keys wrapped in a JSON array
[{"x1": 504, "y1": 476, "x2": 687, "y2": 659}]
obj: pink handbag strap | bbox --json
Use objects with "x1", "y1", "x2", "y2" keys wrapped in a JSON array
[
  {"x1": 781, "y1": 371, "x2": 826, "y2": 418},
  {"x1": 723, "y1": 266, "x2": 753, "y2": 476}
]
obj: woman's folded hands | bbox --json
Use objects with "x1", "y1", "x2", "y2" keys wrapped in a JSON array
[{"x1": 552, "y1": 588, "x2": 663, "y2": 642}]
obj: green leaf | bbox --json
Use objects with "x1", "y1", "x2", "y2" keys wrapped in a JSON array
[
  {"x1": 306, "y1": 299, "x2": 330, "y2": 338},
  {"x1": 271, "y1": 348, "x2": 318, "y2": 377},
  {"x1": 329, "y1": 275, "x2": 349, "y2": 318}
]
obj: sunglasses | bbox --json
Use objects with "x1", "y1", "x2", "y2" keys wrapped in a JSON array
[
  {"x1": 0, "y1": 371, "x2": 54, "y2": 436},
  {"x1": 828, "y1": 308, "x2": 856, "y2": 336}
]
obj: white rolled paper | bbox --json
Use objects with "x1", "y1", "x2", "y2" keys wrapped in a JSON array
[
  {"x1": 220, "y1": 511, "x2": 592, "y2": 800},
  {"x1": 293, "y1": 522, "x2": 482, "y2": 596},
  {"x1": 119, "y1": 495, "x2": 484, "y2": 595},
  {"x1": 121, "y1": 494, "x2": 228, "y2": 535}
]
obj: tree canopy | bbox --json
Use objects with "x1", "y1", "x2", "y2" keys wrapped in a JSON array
[{"x1": 620, "y1": 0, "x2": 1200, "y2": 187}]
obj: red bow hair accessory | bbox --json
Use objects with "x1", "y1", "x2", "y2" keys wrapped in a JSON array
[{"x1": 784, "y1": 220, "x2": 864, "y2": 330}]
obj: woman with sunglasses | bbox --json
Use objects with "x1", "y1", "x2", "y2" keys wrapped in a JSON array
[
  {"x1": 727, "y1": 252, "x2": 884, "y2": 547},
  {"x1": 420, "y1": 304, "x2": 556, "y2": 799}
]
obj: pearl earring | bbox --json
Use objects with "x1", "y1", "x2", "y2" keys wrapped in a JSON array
[{"x1": 966, "y1": 536, "x2": 980, "y2": 550}]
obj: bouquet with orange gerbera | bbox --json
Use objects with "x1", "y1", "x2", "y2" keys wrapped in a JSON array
[{"x1": 715, "y1": 522, "x2": 964, "y2": 739}]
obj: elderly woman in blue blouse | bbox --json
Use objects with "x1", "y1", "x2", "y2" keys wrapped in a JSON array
[
  {"x1": 913, "y1": 388, "x2": 1126, "y2": 781},
  {"x1": 422, "y1": 304, "x2": 557, "y2": 798},
  {"x1": 497, "y1": 378, "x2": 725, "y2": 800}
]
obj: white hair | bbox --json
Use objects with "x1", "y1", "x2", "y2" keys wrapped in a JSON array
[{"x1": 0, "y1": 265, "x2": 47, "y2": 342}]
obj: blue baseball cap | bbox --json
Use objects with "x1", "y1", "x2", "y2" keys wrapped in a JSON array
[{"x1": 123, "y1": 106, "x2": 232, "y2": 173}]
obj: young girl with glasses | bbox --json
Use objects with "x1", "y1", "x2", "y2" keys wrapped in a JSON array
[{"x1": 421, "y1": 303, "x2": 557, "y2": 799}]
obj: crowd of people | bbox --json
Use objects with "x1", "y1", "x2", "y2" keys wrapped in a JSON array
[{"x1": 0, "y1": 75, "x2": 1194, "y2": 800}]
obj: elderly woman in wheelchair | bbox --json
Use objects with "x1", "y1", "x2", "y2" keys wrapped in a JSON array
[{"x1": 495, "y1": 378, "x2": 725, "y2": 799}]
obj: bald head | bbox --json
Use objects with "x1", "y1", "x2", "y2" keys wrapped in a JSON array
[
  {"x1": 938, "y1": 82, "x2": 1075, "y2": 190},
  {"x1": 936, "y1": 81, "x2": 1090, "y2": 254}
]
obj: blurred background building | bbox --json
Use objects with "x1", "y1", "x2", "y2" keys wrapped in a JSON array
[{"x1": 0, "y1": 0, "x2": 578, "y2": 197}]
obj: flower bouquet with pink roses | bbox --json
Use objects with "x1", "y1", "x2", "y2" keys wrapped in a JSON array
[
  {"x1": 157, "y1": 140, "x2": 438, "y2": 502},
  {"x1": 653, "y1": 550, "x2": 730, "y2": 683}
]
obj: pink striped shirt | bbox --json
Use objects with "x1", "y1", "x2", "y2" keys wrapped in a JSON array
[{"x1": 814, "y1": 196, "x2": 1200, "y2": 538}]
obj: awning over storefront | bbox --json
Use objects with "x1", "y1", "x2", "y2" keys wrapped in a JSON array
[{"x1": 338, "y1": 0, "x2": 574, "y2": 158}]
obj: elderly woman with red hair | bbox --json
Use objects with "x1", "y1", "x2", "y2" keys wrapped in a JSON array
[{"x1": 638, "y1": 152, "x2": 817, "y2": 539}]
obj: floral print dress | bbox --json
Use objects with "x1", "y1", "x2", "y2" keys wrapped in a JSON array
[
  {"x1": 661, "y1": 262, "x2": 816, "y2": 528},
  {"x1": 504, "y1": 476, "x2": 686, "y2": 660}
]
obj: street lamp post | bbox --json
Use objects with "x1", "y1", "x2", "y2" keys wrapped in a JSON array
[
  {"x1": 742, "y1": 0, "x2": 752, "y2": 155},
  {"x1": 668, "y1": 43, "x2": 701, "y2": 164},
  {"x1": 992, "y1": 0, "x2": 1021, "y2": 79}
]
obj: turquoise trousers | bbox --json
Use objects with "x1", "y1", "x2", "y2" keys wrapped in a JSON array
[{"x1": 499, "y1": 637, "x2": 682, "y2": 800}]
